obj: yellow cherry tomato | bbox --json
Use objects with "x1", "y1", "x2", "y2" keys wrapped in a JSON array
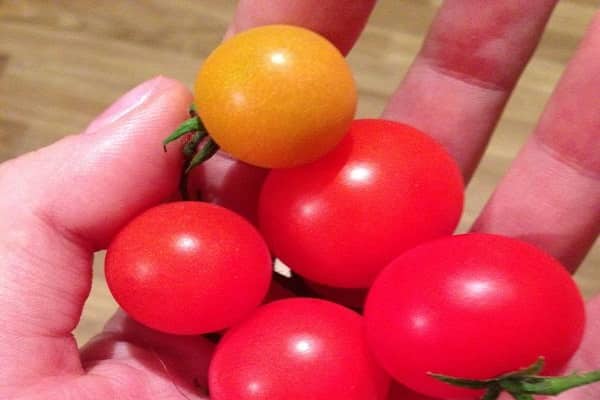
[{"x1": 194, "y1": 25, "x2": 357, "y2": 168}]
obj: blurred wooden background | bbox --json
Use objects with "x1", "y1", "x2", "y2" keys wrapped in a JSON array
[{"x1": 0, "y1": 0, "x2": 598, "y2": 345}]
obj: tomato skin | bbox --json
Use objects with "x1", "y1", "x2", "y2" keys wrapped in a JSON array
[
  {"x1": 364, "y1": 233, "x2": 586, "y2": 400},
  {"x1": 188, "y1": 152, "x2": 269, "y2": 225},
  {"x1": 105, "y1": 202, "x2": 272, "y2": 335},
  {"x1": 195, "y1": 24, "x2": 356, "y2": 169},
  {"x1": 209, "y1": 298, "x2": 390, "y2": 400},
  {"x1": 258, "y1": 119, "x2": 464, "y2": 288}
]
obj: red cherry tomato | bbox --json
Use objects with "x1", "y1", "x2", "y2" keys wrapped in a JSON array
[
  {"x1": 364, "y1": 233, "x2": 586, "y2": 400},
  {"x1": 209, "y1": 298, "x2": 390, "y2": 400},
  {"x1": 259, "y1": 119, "x2": 464, "y2": 288},
  {"x1": 105, "y1": 201, "x2": 272, "y2": 335},
  {"x1": 188, "y1": 152, "x2": 269, "y2": 226}
]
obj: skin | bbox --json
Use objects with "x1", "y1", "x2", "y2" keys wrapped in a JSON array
[{"x1": 0, "y1": 1, "x2": 597, "y2": 399}]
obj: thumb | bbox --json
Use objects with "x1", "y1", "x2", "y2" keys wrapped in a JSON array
[
  {"x1": 83, "y1": 77, "x2": 171, "y2": 135},
  {"x1": 0, "y1": 76, "x2": 191, "y2": 383},
  {"x1": 5, "y1": 76, "x2": 191, "y2": 248}
]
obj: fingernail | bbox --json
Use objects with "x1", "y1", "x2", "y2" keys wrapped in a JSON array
[{"x1": 84, "y1": 77, "x2": 165, "y2": 134}]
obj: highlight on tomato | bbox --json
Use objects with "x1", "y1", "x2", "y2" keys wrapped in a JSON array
[
  {"x1": 259, "y1": 119, "x2": 464, "y2": 288},
  {"x1": 104, "y1": 201, "x2": 272, "y2": 335}
]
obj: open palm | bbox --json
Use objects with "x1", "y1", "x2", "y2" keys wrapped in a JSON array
[{"x1": 1, "y1": 1, "x2": 598, "y2": 399}]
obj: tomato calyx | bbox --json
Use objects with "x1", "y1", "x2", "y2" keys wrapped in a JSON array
[
  {"x1": 163, "y1": 105, "x2": 220, "y2": 199},
  {"x1": 430, "y1": 358, "x2": 600, "y2": 400}
]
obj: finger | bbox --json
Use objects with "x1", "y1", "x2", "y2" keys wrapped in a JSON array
[
  {"x1": 554, "y1": 295, "x2": 600, "y2": 399},
  {"x1": 74, "y1": 281, "x2": 295, "y2": 400},
  {"x1": 190, "y1": 0, "x2": 376, "y2": 221},
  {"x1": 382, "y1": 0, "x2": 558, "y2": 180},
  {"x1": 79, "y1": 311, "x2": 213, "y2": 399},
  {"x1": 0, "y1": 76, "x2": 191, "y2": 383},
  {"x1": 224, "y1": 0, "x2": 376, "y2": 54},
  {"x1": 472, "y1": 13, "x2": 600, "y2": 271},
  {"x1": 11, "y1": 312, "x2": 214, "y2": 399}
]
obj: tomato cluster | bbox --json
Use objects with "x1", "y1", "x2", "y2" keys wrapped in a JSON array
[{"x1": 105, "y1": 25, "x2": 592, "y2": 400}]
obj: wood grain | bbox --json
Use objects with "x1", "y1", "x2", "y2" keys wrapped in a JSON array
[{"x1": 0, "y1": 0, "x2": 597, "y2": 345}]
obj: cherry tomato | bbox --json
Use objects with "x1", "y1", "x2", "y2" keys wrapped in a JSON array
[
  {"x1": 195, "y1": 24, "x2": 356, "y2": 168},
  {"x1": 258, "y1": 119, "x2": 464, "y2": 288},
  {"x1": 209, "y1": 298, "x2": 390, "y2": 400},
  {"x1": 105, "y1": 201, "x2": 272, "y2": 335},
  {"x1": 364, "y1": 233, "x2": 586, "y2": 400},
  {"x1": 189, "y1": 151, "x2": 269, "y2": 225}
]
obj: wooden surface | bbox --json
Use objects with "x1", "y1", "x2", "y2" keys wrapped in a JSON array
[{"x1": 0, "y1": 0, "x2": 598, "y2": 345}]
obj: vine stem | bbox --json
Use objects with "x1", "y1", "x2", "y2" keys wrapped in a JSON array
[
  {"x1": 179, "y1": 160, "x2": 191, "y2": 201},
  {"x1": 518, "y1": 370, "x2": 600, "y2": 395},
  {"x1": 481, "y1": 385, "x2": 501, "y2": 400},
  {"x1": 163, "y1": 105, "x2": 222, "y2": 200},
  {"x1": 431, "y1": 358, "x2": 600, "y2": 400},
  {"x1": 508, "y1": 393, "x2": 534, "y2": 400}
]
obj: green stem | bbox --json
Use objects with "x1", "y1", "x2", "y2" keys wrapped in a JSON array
[
  {"x1": 183, "y1": 131, "x2": 207, "y2": 159},
  {"x1": 179, "y1": 161, "x2": 191, "y2": 201},
  {"x1": 507, "y1": 392, "x2": 534, "y2": 400},
  {"x1": 163, "y1": 117, "x2": 203, "y2": 150},
  {"x1": 518, "y1": 370, "x2": 600, "y2": 395},
  {"x1": 429, "y1": 373, "x2": 492, "y2": 389},
  {"x1": 185, "y1": 138, "x2": 220, "y2": 174},
  {"x1": 505, "y1": 358, "x2": 544, "y2": 378},
  {"x1": 189, "y1": 104, "x2": 197, "y2": 118},
  {"x1": 178, "y1": 131, "x2": 207, "y2": 200},
  {"x1": 432, "y1": 359, "x2": 600, "y2": 399},
  {"x1": 481, "y1": 385, "x2": 502, "y2": 400}
]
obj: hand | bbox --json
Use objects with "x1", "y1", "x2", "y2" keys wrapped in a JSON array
[
  {"x1": 196, "y1": 4, "x2": 600, "y2": 399},
  {"x1": 0, "y1": 2, "x2": 598, "y2": 400},
  {"x1": 0, "y1": 76, "x2": 215, "y2": 399}
]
